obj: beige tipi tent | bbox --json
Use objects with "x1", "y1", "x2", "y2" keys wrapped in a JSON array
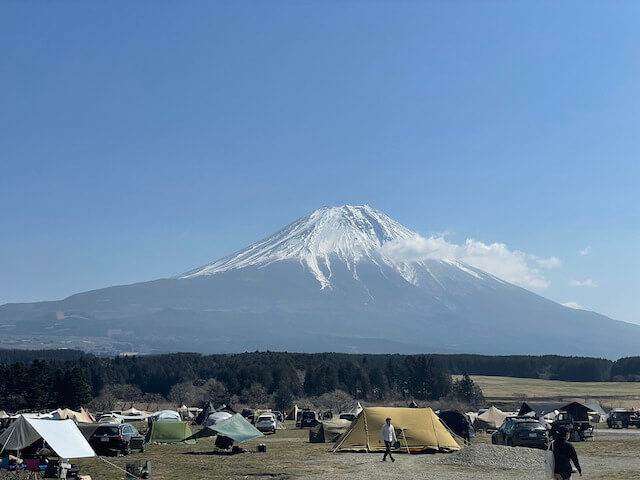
[
  {"x1": 52, "y1": 408, "x2": 95, "y2": 423},
  {"x1": 473, "y1": 406, "x2": 508, "y2": 431},
  {"x1": 286, "y1": 405, "x2": 300, "y2": 421},
  {"x1": 333, "y1": 407, "x2": 459, "y2": 453}
]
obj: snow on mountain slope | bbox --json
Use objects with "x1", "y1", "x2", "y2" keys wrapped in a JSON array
[{"x1": 179, "y1": 205, "x2": 492, "y2": 289}]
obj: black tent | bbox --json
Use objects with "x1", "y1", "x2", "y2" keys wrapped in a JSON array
[
  {"x1": 438, "y1": 410, "x2": 474, "y2": 438},
  {"x1": 518, "y1": 402, "x2": 590, "y2": 421},
  {"x1": 408, "y1": 400, "x2": 419, "y2": 408},
  {"x1": 196, "y1": 402, "x2": 216, "y2": 425}
]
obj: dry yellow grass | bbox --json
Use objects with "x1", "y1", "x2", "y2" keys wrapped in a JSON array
[{"x1": 455, "y1": 375, "x2": 640, "y2": 407}]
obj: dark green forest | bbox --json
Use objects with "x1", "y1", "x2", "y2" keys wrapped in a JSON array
[{"x1": 1, "y1": 349, "x2": 639, "y2": 412}]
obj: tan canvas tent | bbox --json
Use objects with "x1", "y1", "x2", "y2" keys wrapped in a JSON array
[
  {"x1": 286, "y1": 405, "x2": 300, "y2": 421},
  {"x1": 333, "y1": 407, "x2": 459, "y2": 453},
  {"x1": 52, "y1": 408, "x2": 95, "y2": 423},
  {"x1": 473, "y1": 406, "x2": 508, "y2": 431}
]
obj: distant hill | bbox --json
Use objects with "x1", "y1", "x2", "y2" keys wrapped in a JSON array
[{"x1": 1, "y1": 205, "x2": 638, "y2": 358}]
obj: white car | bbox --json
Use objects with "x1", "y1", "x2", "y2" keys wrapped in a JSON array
[{"x1": 255, "y1": 414, "x2": 277, "y2": 433}]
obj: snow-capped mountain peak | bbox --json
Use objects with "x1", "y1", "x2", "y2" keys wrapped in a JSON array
[{"x1": 179, "y1": 205, "x2": 419, "y2": 287}]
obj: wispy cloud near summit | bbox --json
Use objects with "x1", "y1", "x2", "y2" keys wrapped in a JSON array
[
  {"x1": 380, "y1": 235, "x2": 559, "y2": 290},
  {"x1": 569, "y1": 279, "x2": 598, "y2": 287}
]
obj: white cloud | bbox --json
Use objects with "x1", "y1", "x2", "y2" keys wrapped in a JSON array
[
  {"x1": 569, "y1": 279, "x2": 598, "y2": 287},
  {"x1": 536, "y1": 256, "x2": 562, "y2": 269},
  {"x1": 562, "y1": 301, "x2": 584, "y2": 310},
  {"x1": 579, "y1": 246, "x2": 591, "y2": 256},
  {"x1": 380, "y1": 235, "x2": 560, "y2": 290}
]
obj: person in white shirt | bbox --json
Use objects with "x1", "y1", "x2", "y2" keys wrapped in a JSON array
[{"x1": 378, "y1": 417, "x2": 397, "y2": 462}]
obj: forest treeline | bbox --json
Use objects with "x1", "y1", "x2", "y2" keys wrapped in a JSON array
[{"x1": 2, "y1": 350, "x2": 640, "y2": 412}]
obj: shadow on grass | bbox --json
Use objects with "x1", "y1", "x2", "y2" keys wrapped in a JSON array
[{"x1": 181, "y1": 450, "x2": 248, "y2": 456}]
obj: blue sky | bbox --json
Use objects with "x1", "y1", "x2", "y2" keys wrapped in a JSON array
[{"x1": 1, "y1": 1, "x2": 638, "y2": 324}]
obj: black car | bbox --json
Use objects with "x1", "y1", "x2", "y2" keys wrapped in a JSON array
[
  {"x1": 492, "y1": 418, "x2": 548, "y2": 449},
  {"x1": 300, "y1": 411, "x2": 319, "y2": 428},
  {"x1": 607, "y1": 410, "x2": 640, "y2": 428},
  {"x1": 241, "y1": 409, "x2": 255, "y2": 422},
  {"x1": 89, "y1": 423, "x2": 146, "y2": 455}
]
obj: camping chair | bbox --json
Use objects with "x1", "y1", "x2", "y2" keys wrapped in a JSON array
[
  {"x1": 1, "y1": 457, "x2": 23, "y2": 479},
  {"x1": 24, "y1": 458, "x2": 44, "y2": 480}
]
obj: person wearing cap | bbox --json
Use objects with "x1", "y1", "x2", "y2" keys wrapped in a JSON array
[
  {"x1": 378, "y1": 417, "x2": 397, "y2": 462},
  {"x1": 553, "y1": 427, "x2": 582, "y2": 479}
]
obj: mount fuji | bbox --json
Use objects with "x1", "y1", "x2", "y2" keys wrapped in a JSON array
[{"x1": 1, "y1": 205, "x2": 638, "y2": 357}]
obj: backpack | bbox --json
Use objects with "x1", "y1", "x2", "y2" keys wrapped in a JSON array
[{"x1": 544, "y1": 441, "x2": 555, "y2": 478}]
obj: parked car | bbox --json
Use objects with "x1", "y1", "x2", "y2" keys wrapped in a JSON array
[
  {"x1": 339, "y1": 413, "x2": 357, "y2": 422},
  {"x1": 255, "y1": 414, "x2": 277, "y2": 433},
  {"x1": 607, "y1": 410, "x2": 640, "y2": 428},
  {"x1": 553, "y1": 411, "x2": 593, "y2": 441},
  {"x1": 89, "y1": 423, "x2": 146, "y2": 455},
  {"x1": 241, "y1": 409, "x2": 255, "y2": 423},
  {"x1": 492, "y1": 418, "x2": 548, "y2": 449},
  {"x1": 300, "y1": 410, "x2": 319, "y2": 428}
]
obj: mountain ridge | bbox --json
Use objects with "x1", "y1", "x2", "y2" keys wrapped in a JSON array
[{"x1": 1, "y1": 205, "x2": 638, "y2": 358}]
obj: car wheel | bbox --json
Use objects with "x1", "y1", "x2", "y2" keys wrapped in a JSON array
[
  {"x1": 506, "y1": 438, "x2": 514, "y2": 447},
  {"x1": 140, "y1": 443, "x2": 146, "y2": 453},
  {"x1": 124, "y1": 444, "x2": 132, "y2": 456}
]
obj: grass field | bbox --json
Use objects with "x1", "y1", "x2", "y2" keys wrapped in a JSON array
[
  {"x1": 455, "y1": 375, "x2": 640, "y2": 406},
  {"x1": 70, "y1": 421, "x2": 640, "y2": 480}
]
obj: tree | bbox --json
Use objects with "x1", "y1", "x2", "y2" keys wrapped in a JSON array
[
  {"x1": 64, "y1": 366, "x2": 93, "y2": 409},
  {"x1": 318, "y1": 390, "x2": 353, "y2": 414},
  {"x1": 274, "y1": 386, "x2": 293, "y2": 414},
  {"x1": 453, "y1": 373, "x2": 484, "y2": 405}
]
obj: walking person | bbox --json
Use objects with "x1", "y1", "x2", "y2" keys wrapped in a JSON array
[
  {"x1": 378, "y1": 417, "x2": 397, "y2": 462},
  {"x1": 553, "y1": 427, "x2": 582, "y2": 479},
  {"x1": 461, "y1": 417, "x2": 471, "y2": 445}
]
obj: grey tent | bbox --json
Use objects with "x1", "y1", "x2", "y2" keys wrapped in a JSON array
[
  {"x1": 309, "y1": 419, "x2": 351, "y2": 443},
  {"x1": 0, "y1": 416, "x2": 95, "y2": 458}
]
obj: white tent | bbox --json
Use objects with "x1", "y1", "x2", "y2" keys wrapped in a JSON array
[
  {"x1": 204, "y1": 411, "x2": 233, "y2": 427},
  {"x1": 348, "y1": 402, "x2": 363, "y2": 415},
  {"x1": 121, "y1": 407, "x2": 150, "y2": 417},
  {"x1": 153, "y1": 410, "x2": 181, "y2": 422},
  {"x1": 0, "y1": 411, "x2": 9, "y2": 419},
  {"x1": 0, "y1": 416, "x2": 95, "y2": 458}
]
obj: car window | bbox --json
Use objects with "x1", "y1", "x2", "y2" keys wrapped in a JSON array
[{"x1": 94, "y1": 426, "x2": 119, "y2": 435}]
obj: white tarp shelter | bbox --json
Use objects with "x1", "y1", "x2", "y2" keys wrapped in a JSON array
[{"x1": 0, "y1": 416, "x2": 96, "y2": 458}]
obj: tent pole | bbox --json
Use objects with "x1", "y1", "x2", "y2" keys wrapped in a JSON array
[
  {"x1": 363, "y1": 410, "x2": 370, "y2": 452},
  {"x1": 401, "y1": 429, "x2": 410, "y2": 455},
  {"x1": 430, "y1": 410, "x2": 439, "y2": 449},
  {"x1": 0, "y1": 425, "x2": 16, "y2": 456}
]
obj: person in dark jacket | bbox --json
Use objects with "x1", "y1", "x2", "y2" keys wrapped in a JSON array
[
  {"x1": 460, "y1": 418, "x2": 471, "y2": 445},
  {"x1": 553, "y1": 427, "x2": 582, "y2": 479}
]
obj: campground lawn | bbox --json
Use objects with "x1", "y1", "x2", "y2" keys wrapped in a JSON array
[{"x1": 73, "y1": 421, "x2": 640, "y2": 479}]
